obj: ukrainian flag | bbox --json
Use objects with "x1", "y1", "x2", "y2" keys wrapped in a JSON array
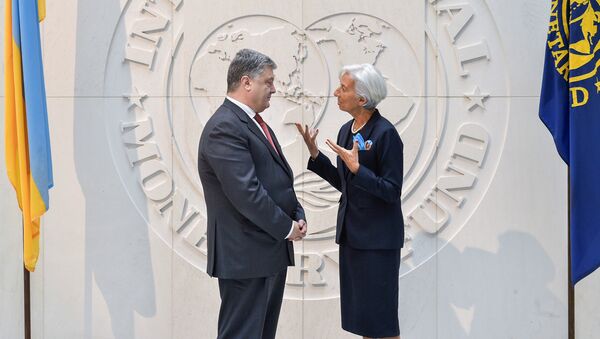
[{"x1": 4, "y1": 0, "x2": 52, "y2": 272}]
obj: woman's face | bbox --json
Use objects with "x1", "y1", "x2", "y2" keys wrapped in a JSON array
[{"x1": 333, "y1": 73, "x2": 365, "y2": 114}]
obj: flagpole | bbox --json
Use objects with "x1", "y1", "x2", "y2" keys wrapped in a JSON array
[
  {"x1": 21, "y1": 218, "x2": 31, "y2": 339},
  {"x1": 23, "y1": 265, "x2": 31, "y2": 339},
  {"x1": 568, "y1": 172, "x2": 574, "y2": 339}
]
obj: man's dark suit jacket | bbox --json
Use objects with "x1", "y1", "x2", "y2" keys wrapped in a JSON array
[
  {"x1": 198, "y1": 99, "x2": 305, "y2": 279},
  {"x1": 308, "y1": 110, "x2": 404, "y2": 249}
]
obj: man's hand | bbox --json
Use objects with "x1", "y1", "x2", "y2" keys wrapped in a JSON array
[
  {"x1": 288, "y1": 220, "x2": 308, "y2": 241},
  {"x1": 298, "y1": 219, "x2": 307, "y2": 236}
]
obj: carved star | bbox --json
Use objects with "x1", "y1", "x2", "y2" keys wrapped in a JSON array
[
  {"x1": 124, "y1": 87, "x2": 147, "y2": 110},
  {"x1": 464, "y1": 86, "x2": 490, "y2": 111},
  {"x1": 595, "y1": 78, "x2": 600, "y2": 93}
]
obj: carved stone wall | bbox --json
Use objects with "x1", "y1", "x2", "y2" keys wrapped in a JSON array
[{"x1": 1, "y1": 0, "x2": 591, "y2": 338}]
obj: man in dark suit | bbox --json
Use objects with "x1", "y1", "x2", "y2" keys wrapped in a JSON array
[{"x1": 198, "y1": 49, "x2": 307, "y2": 339}]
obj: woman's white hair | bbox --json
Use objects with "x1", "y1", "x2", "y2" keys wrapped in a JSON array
[{"x1": 341, "y1": 63, "x2": 388, "y2": 110}]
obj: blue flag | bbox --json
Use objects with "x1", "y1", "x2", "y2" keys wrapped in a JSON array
[{"x1": 540, "y1": 0, "x2": 600, "y2": 284}]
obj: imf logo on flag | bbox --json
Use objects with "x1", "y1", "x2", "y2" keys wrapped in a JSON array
[
  {"x1": 103, "y1": 0, "x2": 509, "y2": 300},
  {"x1": 548, "y1": 0, "x2": 600, "y2": 107}
]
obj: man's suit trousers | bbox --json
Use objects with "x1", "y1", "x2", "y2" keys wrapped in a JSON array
[{"x1": 217, "y1": 269, "x2": 287, "y2": 339}]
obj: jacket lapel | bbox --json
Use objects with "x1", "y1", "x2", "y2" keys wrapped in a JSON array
[
  {"x1": 339, "y1": 110, "x2": 381, "y2": 179},
  {"x1": 269, "y1": 126, "x2": 293, "y2": 179},
  {"x1": 223, "y1": 99, "x2": 291, "y2": 177},
  {"x1": 357, "y1": 109, "x2": 381, "y2": 143}
]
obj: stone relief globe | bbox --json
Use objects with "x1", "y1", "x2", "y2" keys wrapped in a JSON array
[{"x1": 188, "y1": 15, "x2": 330, "y2": 148}]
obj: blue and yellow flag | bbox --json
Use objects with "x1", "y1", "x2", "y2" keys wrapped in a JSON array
[
  {"x1": 4, "y1": 0, "x2": 51, "y2": 272},
  {"x1": 540, "y1": 0, "x2": 600, "y2": 284}
]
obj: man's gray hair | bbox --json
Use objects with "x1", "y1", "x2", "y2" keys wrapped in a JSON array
[
  {"x1": 227, "y1": 49, "x2": 277, "y2": 92},
  {"x1": 341, "y1": 64, "x2": 387, "y2": 110}
]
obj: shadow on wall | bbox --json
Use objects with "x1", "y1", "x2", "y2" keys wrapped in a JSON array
[
  {"x1": 402, "y1": 230, "x2": 566, "y2": 339},
  {"x1": 73, "y1": 1, "x2": 156, "y2": 338}
]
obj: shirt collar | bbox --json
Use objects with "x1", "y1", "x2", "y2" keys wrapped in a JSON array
[{"x1": 226, "y1": 96, "x2": 256, "y2": 119}]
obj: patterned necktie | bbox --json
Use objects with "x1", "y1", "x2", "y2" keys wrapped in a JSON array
[{"x1": 253, "y1": 113, "x2": 279, "y2": 155}]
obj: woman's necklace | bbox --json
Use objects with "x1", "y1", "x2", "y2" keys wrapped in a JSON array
[{"x1": 351, "y1": 119, "x2": 367, "y2": 134}]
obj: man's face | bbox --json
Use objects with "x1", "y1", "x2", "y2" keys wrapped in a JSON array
[{"x1": 248, "y1": 67, "x2": 276, "y2": 113}]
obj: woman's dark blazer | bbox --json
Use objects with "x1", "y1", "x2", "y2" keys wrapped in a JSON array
[{"x1": 307, "y1": 110, "x2": 404, "y2": 250}]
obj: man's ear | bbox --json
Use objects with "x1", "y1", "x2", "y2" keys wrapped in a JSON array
[{"x1": 241, "y1": 75, "x2": 252, "y2": 91}]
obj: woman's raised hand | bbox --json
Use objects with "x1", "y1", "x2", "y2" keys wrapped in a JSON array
[{"x1": 295, "y1": 123, "x2": 320, "y2": 159}]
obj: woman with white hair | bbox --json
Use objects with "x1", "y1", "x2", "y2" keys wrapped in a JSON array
[{"x1": 296, "y1": 63, "x2": 404, "y2": 339}]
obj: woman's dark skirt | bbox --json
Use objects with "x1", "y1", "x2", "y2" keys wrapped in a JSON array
[{"x1": 339, "y1": 244, "x2": 401, "y2": 338}]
